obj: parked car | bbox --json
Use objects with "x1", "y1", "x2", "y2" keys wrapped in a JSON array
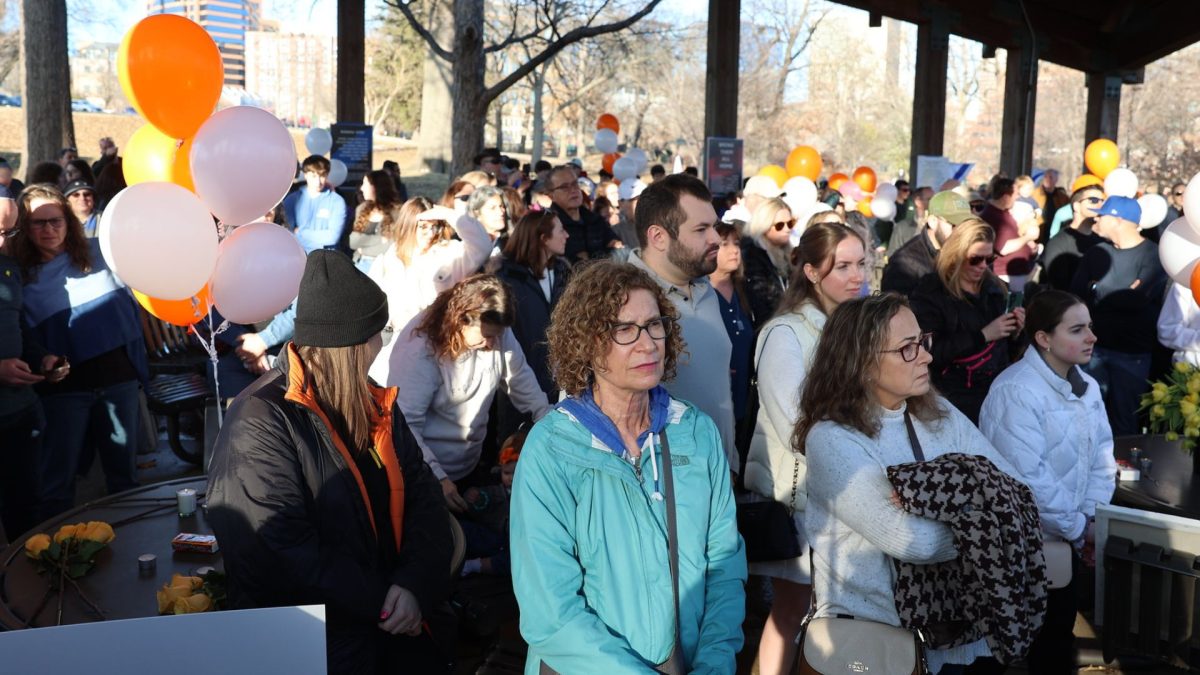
[
  {"x1": 71, "y1": 99, "x2": 102, "y2": 113},
  {"x1": 0, "y1": 94, "x2": 20, "y2": 107}
]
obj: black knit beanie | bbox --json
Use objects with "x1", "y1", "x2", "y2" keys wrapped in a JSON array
[{"x1": 293, "y1": 250, "x2": 388, "y2": 348}]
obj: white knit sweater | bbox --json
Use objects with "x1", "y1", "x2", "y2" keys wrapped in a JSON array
[{"x1": 803, "y1": 398, "x2": 1017, "y2": 669}]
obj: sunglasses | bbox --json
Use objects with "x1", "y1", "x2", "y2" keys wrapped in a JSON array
[
  {"x1": 455, "y1": 194, "x2": 471, "y2": 203},
  {"x1": 1081, "y1": 197, "x2": 1103, "y2": 205},
  {"x1": 773, "y1": 219, "x2": 796, "y2": 231},
  {"x1": 1174, "y1": 191, "x2": 1186, "y2": 197},
  {"x1": 967, "y1": 253, "x2": 997, "y2": 267}
]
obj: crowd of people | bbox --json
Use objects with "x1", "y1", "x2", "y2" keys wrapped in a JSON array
[{"x1": 1, "y1": 138, "x2": 1192, "y2": 674}]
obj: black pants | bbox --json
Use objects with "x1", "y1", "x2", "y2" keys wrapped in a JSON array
[
  {"x1": 963, "y1": 567, "x2": 1078, "y2": 675},
  {"x1": 0, "y1": 401, "x2": 44, "y2": 542}
]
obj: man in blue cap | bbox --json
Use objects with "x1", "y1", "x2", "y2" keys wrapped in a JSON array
[{"x1": 1070, "y1": 195, "x2": 1168, "y2": 435}]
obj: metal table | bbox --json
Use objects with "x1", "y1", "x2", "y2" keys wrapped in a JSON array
[
  {"x1": 0, "y1": 477, "x2": 221, "y2": 630},
  {"x1": 1113, "y1": 434, "x2": 1200, "y2": 520}
]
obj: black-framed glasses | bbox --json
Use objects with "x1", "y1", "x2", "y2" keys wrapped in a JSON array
[
  {"x1": 551, "y1": 182, "x2": 580, "y2": 193},
  {"x1": 967, "y1": 253, "x2": 997, "y2": 267},
  {"x1": 29, "y1": 216, "x2": 66, "y2": 230},
  {"x1": 970, "y1": 201, "x2": 986, "y2": 213},
  {"x1": 881, "y1": 332, "x2": 933, "y2": 362},
  {"x1": 773, "y1": 219, "x2": 796, "y2": 231},
  {"x1": 608, "y1": 317, "x2": 673, "y2": 345}
]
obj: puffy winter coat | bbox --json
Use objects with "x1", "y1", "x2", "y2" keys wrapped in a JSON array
[
  {"x1": 978, "y1": 350, "x2": 1116, "y2": 542},
  {"x1": 511, "y1": 396, "x2": 747, "y2": 674},
  {"x1": 496, "y1": 255, "x2": 571, "y2": 397},
  {"x1": 739, "y1": 236, "x2": 787, "y2": 329},
  {"x1": 743, "y1": 302, "x2": 825, "y2": 511},
  {"x1": 206, "y1": 344, "x2": 453, "y2": 675}
]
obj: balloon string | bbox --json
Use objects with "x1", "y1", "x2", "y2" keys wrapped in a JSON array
[{"x1": 192, "y1": 306, "x2": 230, "y2": 430}]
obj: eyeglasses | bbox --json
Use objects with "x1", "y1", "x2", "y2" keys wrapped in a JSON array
[
  {"x1": 416, "y1": 222, "x2": 437, "y2": 232},
  {"x1": 455, "y1": 194, "x2": 471, "y2": 203},
  {"x1": 881, "y1": 332, "x2": 933, "y2": 362},
  {"x1": 967, "y1": 253, "x2": 997, "y2": 267},
  {"x1": 608, "y1": 317, "x2": 673, "y2": 345},
  {"x1": 773, "y1": 219, "x2": 796, "y2": 231},
  {"x1": 1081, "y1": 197, "x2": 1103, "y2": 205},
  {"x1": 551, "y1": 183, "x2": 580, "y2": 193},
  {"x1": 1174, "y1": 191, "x2": 1186, "y2": 197},
  {"x1": 29, "y1": 216, "x2": 66, "y2": 230},
  {"x1": 970, "y1": 202, "x2": 986, "y2": 213}
]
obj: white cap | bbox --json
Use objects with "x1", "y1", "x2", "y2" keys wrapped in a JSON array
[
  {"x1": 618, "y1": 179, "x2": 646, "y2": 201},
  {"x1": 744, "y1": 175, "x2": 784, "y2": 199}
]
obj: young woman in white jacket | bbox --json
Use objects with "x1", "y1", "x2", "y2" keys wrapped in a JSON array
[
  {"x1": 370, "y1": 274, "x2": 550, "y2": 513},
  {"x1": 742, "y1": 222, "x2": 867, "y2": 675},
  {"x1": 979, "y1": 289, "x2": 1116, "y2": 673},
  {"x1": 367, "y1": 198, "x2": 492, "y2": 335}
]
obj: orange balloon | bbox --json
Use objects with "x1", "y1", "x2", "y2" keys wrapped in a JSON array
[
  {"x1": 119, "y1": 14, "x2": 223, "y2": 139},
  {"x1": 1071, "y1": 173, "x2": 1103, "y2": 193},
  {"x1": 602, "y1": 152, "x2": 621, "y2": 174},
  {"x1": 123, "y1": 123, "x2": 178, "y2": 186},
  {"x1": 858, "y1": 199, "x2": 874, "y2": 217},
  {"x1": 786, "y1": 146, "x2": 822, "y2": 180},
  {"x1": 1192, "y1": 265, "x2": 1200, "y2": 308},
  {"x1": 758, "y1": 164, "x2": 789, "y2": 188},
  {"x1": 828, "y1": 173, "x2": 849, "y2": 190},
  {"x1": 596, "y1": 114, "x2": 620, "y2": 134},
  {"x1": 1084, "y1": 139, "x2": 1119, "y2": 180},
  {"x1": 134, "y1": 284, "x2": 213, "y2": 327},
  {"x1": 853, "y1": 166, "x2": 877, "y2": 193}
]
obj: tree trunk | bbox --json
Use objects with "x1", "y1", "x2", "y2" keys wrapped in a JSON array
[
  {"x1": 449, "y1": 0, "x2": 485, "y2": 177},
  {"x1": 530, "y1": 65, "x2": 546, "y2": 166},
  {"x1": 336, "y1": 0, "x2": 366, "y2": 123},
  {"x1": 22, "y1": 0, "x2": 73, "y2": 180},
  {"x1": 417, "y1": 0, "x2": 455, "y2": 174},
  {"x1": 493, "y1": 97, "x2": 503, "y2": 151}
]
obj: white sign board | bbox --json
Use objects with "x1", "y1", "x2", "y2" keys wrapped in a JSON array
[
  {"x1": 915, "y1": 155, "x2": 974, "y2": 191},
  {"x1": 0, "y1": 605, "x2": 327, "y2": 674}
]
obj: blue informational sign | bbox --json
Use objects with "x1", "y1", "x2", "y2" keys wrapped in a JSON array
[{"x1": 330, "y1": 123, "x2": 373, "y2": 188}]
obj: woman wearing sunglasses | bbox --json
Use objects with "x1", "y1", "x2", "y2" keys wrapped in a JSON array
[
  {"x1": 910, "y1": 219, "x2": 1023, "y2": 424},
  {"x1": 741, "y1": 197, "x2": 795, "y2": 328}
]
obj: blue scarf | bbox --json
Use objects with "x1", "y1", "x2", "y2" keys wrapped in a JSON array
[{"x1": 557, "y1": 384, "x2": 672, "y2": 459}]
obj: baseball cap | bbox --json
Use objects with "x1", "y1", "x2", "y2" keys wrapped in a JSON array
[
  {"x1": 63, "y1": 180, "x2": 95, "y2": 197},
  {"x1": 744, "y1": 175, "x2": 783, "y2": 199},
  {"x1": 618, "y1": 179, "x2": 646, "y2": 201},
  {"x1": 1096, "y1": 196, "x2": 1141, "y2": 225},
  {"x1": 927, "y1": 190, "x2": 974, "y2": 225}
]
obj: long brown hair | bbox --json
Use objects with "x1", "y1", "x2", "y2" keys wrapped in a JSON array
[
  {"x1": 9, "y1": 184, "x2": 91, "y2": 281},
  {"x1": 936, "y1": 218, "x2": 999, "y2": 301},
  {"x1": 503, "y1": 211, "x2": 559, "y2": 278},
  {"x1": 296, "y1": 342, "x2": 381, "y2": 453},
  {"x1": 792, "y1": 293, "x2": 946, "y2": 454},
  {"x1": 392, "y1": 197, "x2": 449, "y2": 265},
  {"x1": 353, "y1": 169, "x2": 400, "y2": 233},
  {"x1": 417, "y1": 274, "x2": 515, "y2": 361},
  {"x1": 775, "y1": 222, "x2": 864, "y2": 319}
]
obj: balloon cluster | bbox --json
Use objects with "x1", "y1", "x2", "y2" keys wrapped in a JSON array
[
  {"x1": 108, "y1": 14, "x2": 305, "y2": 327},
  {"x1": 303, "y1": 128, "x2": 348, "y2": 188},
  {"x1": 756, "y1": 145, "x2": 900, "y2": 224},
  {"x1": 593, "y1": 114, "x2": 647, "y2": 183}
]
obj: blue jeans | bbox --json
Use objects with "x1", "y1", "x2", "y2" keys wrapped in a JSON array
[
  {"x1": 1082, "y1": 347, "x2": 1151, "y2": 436},
  {"x1": 37, "y1": 380, "x2": 141, "y2": 520}
]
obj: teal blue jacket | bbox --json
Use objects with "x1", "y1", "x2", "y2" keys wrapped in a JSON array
[{"x1": 511, "y1": 397, "x2": 747, "y2": 674}]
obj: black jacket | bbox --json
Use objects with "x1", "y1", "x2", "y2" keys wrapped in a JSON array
[
  {"x1": 0, "y1": 254, "x2": 46, "y2": 421},
  {"x1": 206, "y1": 346, "x2": 452, "y2": 674},
  {"x1": 881, "y1": 232, "x2": 938, "y2": 297},
  {"x1": 739, "y1": 237, "x2": 785, "y2": 329},
  {"x1": 497, "y1": 256, "x2": 570, "y2": 398},
  {"x1": 910, "y1": 273, "x2": 1011, "y2": 424},
  {"x1": 553, "y1": 203, "x2": 618, "y2": 263}
]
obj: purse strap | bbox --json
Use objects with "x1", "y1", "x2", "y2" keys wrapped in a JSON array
[
  {"x1": 754, "y1": 322, "x2": 804, "y2": 512},
  {"x1": 904, "y1": 411, "x2": 925, "y2": 462},
  {"x1": 659, "y1": 432, "x2": 684, "y2": 668}
]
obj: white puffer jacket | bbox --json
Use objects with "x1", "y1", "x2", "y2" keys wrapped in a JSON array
[
  {"x1": 978, "y1": 350, "x2": 1116, "y2": 542},
  {"x1": 743, "y1": 302, "x2": 825, "y2": 511}
]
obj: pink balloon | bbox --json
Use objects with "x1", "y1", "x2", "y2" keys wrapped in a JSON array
[
  {"x1": 837, "y1": 180, "x2": 865, "y2": 202},
  {"x1": 190, "y1": 106, "x2": 297, "y2": 228},
  {"x1": 211, "y1": 222, "x2": 306, "y2": 324}
]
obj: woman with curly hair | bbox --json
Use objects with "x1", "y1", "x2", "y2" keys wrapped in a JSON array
[
  {"x1": 350, "y1": 170, "x2": 401, "y2": 271},
  {"x1": 511, "y1": 260, "x2": 746, "y2": 674},
  {"x1": 367, "y1": 198, "x2": 491, "y2": 334},
  {"x1": 371, "y1": 274, "x2": 549, "y2": 513}
]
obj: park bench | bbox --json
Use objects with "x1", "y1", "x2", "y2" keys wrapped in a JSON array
[{"x1": 137, "y1": 306, "x2": 211, "y2": 466}]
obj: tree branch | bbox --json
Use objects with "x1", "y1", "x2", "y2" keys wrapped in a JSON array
[{"x1": 383, "y1": 0, "x2": 452, "y2": 61}]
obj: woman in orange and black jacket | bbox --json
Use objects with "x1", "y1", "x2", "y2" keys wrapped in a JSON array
[{"x1": 206, "y1": 251, "x2": 453, "y2": 675}]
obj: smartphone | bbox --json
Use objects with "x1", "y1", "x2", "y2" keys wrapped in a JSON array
[
  {"x1": 44, "y1": 356, "x2": 68, "y2": 375},
  {"x1": 1007, "y1": 291, "x2": 1024, "y2": 313}
]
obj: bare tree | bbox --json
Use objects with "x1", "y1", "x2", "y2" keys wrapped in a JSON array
[
  {"x1": 387, "y1": 0, "x2": 663, "y2": 175},
  {"x1": 22, "y1": 0, "x2": 74, "y2": 178},
  {"x1": 364, "y1": 6, "x2": 424, "y2": 136}
]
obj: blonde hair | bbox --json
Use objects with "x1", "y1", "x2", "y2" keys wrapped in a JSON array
[
  {"x1": 746, "y1": 197, "x2": 793, "y2": 277},
  {"x1": 935, "y1": 218, "x2": 999, "y2": 301},
  {"x1": 1014, "y1": 175, "x2": 1034, "y2": 191}
]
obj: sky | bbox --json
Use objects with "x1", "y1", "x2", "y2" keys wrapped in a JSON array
[{"x1": 67, "y1": 0, "x2": 705, "y2": 45}]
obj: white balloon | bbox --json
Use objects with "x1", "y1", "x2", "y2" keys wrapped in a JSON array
[
  {"x1": 789, "y1": 203, "x2": 833, "y2": 245},
  {"x1": 1159, "y1": 217, "x2": 1200, "y2": 286},
  {"x1": 626, "y1": 147, "x2": 648, "y2": 173},
  {"x1": 191, "y1": 106, "x2": 299, "y2": 228},
  {"x1": 1137, "y1": 193, "x2": 1168, "y2": 229},
  {"x1": 782, "y1": 176, "x2": 818, "y2": 210},
  {"x1": 211, "y1": 221, "x2": 307, "y2": 324},
  {"x1": 875, "y1": 182, "x2": 899, "y2": 202},
  {"x1": 594, "y1": 128, "x2": 619, "y2": 154},
  {"x1": 327, "y1": 159, "x2": 348, "y2": 188},
  {"x1": 1185, "y1": 173, "x2": 1200, "y2": 236},
  {"x1": 612, "y1": 156, "x2": 639, "y2": 182},
  {"x1": 869, "y1": 197, "x2": 897, "y2": 221},
  {"x1": 1103, "y1": 168, "x2": 1138, "y2": 198},
  {"x1": 98, "y1": 182, "x2": 218, "y2": 301},
  {"x1": 304, "y1": 128, "x2": 332, "y2": 156}
]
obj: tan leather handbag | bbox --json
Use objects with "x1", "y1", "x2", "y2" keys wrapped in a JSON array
[
  {"x1": 798, "y1": 616, "x2": 923, "y2": 675},
  {"x1": 1043, "y1": 540, "x2": 1073, "y2": 590}
]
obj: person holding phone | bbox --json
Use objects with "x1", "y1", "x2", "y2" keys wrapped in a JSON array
[{"x1": 910, "y1": 219, "x2": 1025, "y2": 424}]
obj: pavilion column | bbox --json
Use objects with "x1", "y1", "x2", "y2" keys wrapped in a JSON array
[
  {"x1": 909, "y1": 15, "x2": 949, "y2": 186},
  {"x1": 999, "y1": 40, "x2": 1038, "y2": 178},
  {"x1": 1084, "y1": 72, "x2": 1121, "y2": 145},
  {"x1": 704, "y1": 0, "x2": 740, "y2": 140},
  {"x1": 336, "y1": 0, "x2": 365, "y2": 123}
]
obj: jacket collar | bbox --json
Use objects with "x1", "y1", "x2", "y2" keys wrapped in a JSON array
[{"x1": 1025, "y1": 348, "x2": 1088, "y2": 399}]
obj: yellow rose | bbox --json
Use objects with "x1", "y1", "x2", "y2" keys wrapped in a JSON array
[
  {"x1": 24, "y1": 534, "x2": 51, "y2": 559},
  {"x1": 1189, "y1": 376, "x2": 1200, "y2": 394},
  {"x1": 1181, "y1": 400, "x2": 1197, "y2": 417},
  {"x1": 1152, "y1": 388, "x2": 1168, "y2": 402},
  {"x1": 1176, "y1": 362, "x2": 1192, "y2": 374},
  {"x1": 170, "y1": 573, "x2": 203, "y2": 592},
  {"x1": 1167, "y1": 431, "x2": 1181, "y2": 442},
  {"x1": 157, "y1": 585, "x2": 192, "y2": 614},
  {"x1": 1188, "y1": 427, "x2": 1200, "y2": 439},
  {"x1": 53, "y1": 523, "x2": 86, "y2": 544},
  {"x1": 1152, "y1": 404, "x2": 1167, "y2": 420},
  {"x1": 173, "y1": 593, "x2": 212, "y2": 614},
  {"x1": 1186, "y1": 393, "x2": 1200, "y2": 405},
  {"x1": 80, "y1": 521, "x2": 115, "y2": 545}
]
